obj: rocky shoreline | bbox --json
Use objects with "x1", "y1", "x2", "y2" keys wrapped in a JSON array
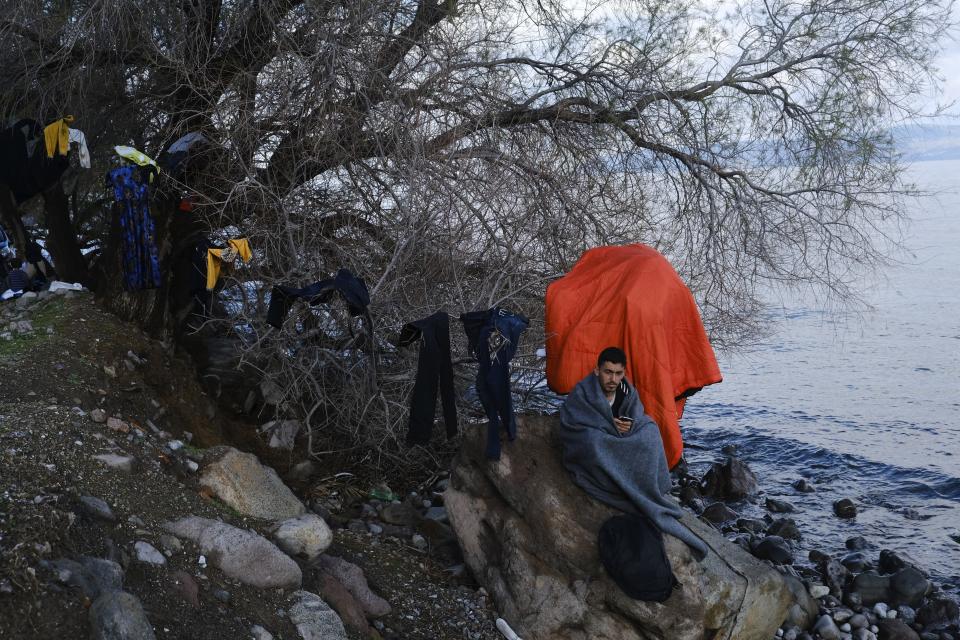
[
  {"x1": 676, "y1": 448, "x2": 960, "y2": 640},
  {"x1": 2, "y1": 292, "x2": 958, "y2": 640}
]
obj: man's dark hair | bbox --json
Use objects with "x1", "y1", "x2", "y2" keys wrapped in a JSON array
[{"x1": 597, "y1": 346, "x2": 627, "y2": 368}]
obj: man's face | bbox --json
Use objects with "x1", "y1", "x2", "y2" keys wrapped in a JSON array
[{"x1": 595, "y1": 361, "x2": 626, "y2": 394}]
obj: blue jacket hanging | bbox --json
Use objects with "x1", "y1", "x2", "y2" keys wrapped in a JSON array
[{"x1": 107, "y1": 166, "x2": 161, "y2": 290}]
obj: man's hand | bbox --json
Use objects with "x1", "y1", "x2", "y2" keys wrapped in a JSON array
[{"x1": 613, "y1": 417, "x2": 633, "y2": 434}]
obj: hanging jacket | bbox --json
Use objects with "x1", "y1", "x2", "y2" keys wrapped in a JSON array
[
  {"x1": 205, "y1": 238, "x2": 252, "y2": 290},
  {"x1": 68, "y1": 129, "x2": 91, "y2": 168},
  {"x1": 43, "y1": 116, "x2": 75, "y2": 158},
  {"x1": 0, "y1": 119, "x2": 68, "y2": 203},
  {"x1": 266, "y1": 269, "x2": 370, "y2": 329}
]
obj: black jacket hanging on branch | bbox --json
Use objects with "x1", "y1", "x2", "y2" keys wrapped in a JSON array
[
  {"x1": 399, "y1": 311, "x2": 459, "y2": 446},
  {"x1": 266, "y1": 268, "x2": 370, "y2": 329},
  {"x1": 0, "y1": 119, "x2": 69, "y2": 204}
]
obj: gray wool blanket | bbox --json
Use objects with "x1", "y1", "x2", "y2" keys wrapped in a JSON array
[{"x1": 559, "y1": 374, "x2": 708, "y2": 560}]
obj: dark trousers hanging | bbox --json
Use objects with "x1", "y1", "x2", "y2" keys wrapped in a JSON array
[
  {"x1": 460, "y1": 307, "x2": 529, "y2": 460},
  {"x1": 401, "y1": 312, "x2": 458, "y2": 445}
]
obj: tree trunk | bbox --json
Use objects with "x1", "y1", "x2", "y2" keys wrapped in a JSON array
[
  {"x1": 42, "y1": 184, "x2": 90, "y2": 284},
  {"x1": 92, "y1": 189, "x2": 208, "y2": 337}
]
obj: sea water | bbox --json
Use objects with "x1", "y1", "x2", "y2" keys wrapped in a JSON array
[{"x1": 681, "y1": 158, "x2": 960, "y2": 586}]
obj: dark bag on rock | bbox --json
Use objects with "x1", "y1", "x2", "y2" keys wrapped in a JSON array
[{"x1": 598, "y1": 513, "x2": 679, "y2": 602}]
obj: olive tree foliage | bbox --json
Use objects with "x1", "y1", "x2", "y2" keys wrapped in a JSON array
[{"x1": 0, "y1": 0, "x2": 951, "y2": 464}]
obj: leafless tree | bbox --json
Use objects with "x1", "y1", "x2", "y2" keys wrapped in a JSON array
[{"x1": 0, "y1": 0, "x2": 952, "y2": 469}]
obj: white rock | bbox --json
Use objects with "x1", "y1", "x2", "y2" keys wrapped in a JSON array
[
  {"x1": 272, "y1": 514, "x2": 333, "y2": 561},
  {"x1": 134, "y1": 541, "x2": 167, "y2": 566},
  {"x1": 93, "y1": 454, "x2": 136, "y2": 474},
  {"x1": 288, "y1": 590, "x2": 347, "y2": 640},
  {"x1": 809, "y1": 584, "x2": 830, "y2": 598},
  {"x1": 250, "y1": 625, "x2": 274, "y2": 640},
  {"x1": 163, "y1": 517, "x2": 301, "y2": 589},
  {"x1": 873, "y1": 603, "x2": 888, "y2": 618},
  {"x1": 199, "y1": 447, "x2": 304, "y2": 520},
  {"x1": 886, "y1": 610, "x2": 897, "y2": 619}
]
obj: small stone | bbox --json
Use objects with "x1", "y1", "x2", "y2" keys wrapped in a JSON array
[
  {"x1": 766, "y1": 498, "x2": 796, "y2": 513},
  {"x1": 834, "y1": 498, "x2": 858, "y2": 518},
  {"x1": 810, "y1": 584, "x2": 831, "y2": 599},
  {"x1": 424, "y1": 506, "x2": 448, "y2": 522},
  {"x1": 876, "y1": 618, "x2": 922, "y2": 640},
  {"x1": 850, "y1": 614, "x2": 869, "y2": 629},
  {"x1": 897, "y1": 606, "x2": 916, "y2": 625},
  {"x1": 105, "y1": 417, "x2": 130, "y2": 433},
  {"x1": 752, "y1": 536, "x2": 793, "y2": 564},
  {"x1": 792, "y1": 478, "x2": 816, "y2": 493},
  {"x1": 367, "y1": 523, "x2": 383, "y2": 535},
  {"x1": 127, "y1": 515, "x2": 146, "y2": 527},
  {"x1": 737, "y1": 518, "x2": 767, "y2": 533},
  {"x1": 170, "y1": 570, "x2": 199, "y2": 608},
  {"x1": 768, "y1": 518, "x2": 802, "y2": 540},
  {"x1": 874, "y1": 603, "x2": 890, "y2": 618},
  {"x1": 834, "y1": 609, "x2": 855, "y2": 623},
  {"x1": 90, "y1": 408, "x2": 107, "y2": 424},
  {"x1": 854, "y1": 572, "x2": 892, "y2": 605},
  {"x1": 845, "y1": 591, "x2": 864, "y2": 609},
  {"x1": 134, "y1": 541, "x2": 166, "y2": 566},
  {"x1": 88, "y1": 591, "x2": 155, "y2": 640},
  {"x1": 814, "y1": 614, "x2": 842, "y2": 640},
  {"x1": 412, "y1": 534, "x2": 428, "y2": 551},
  {"x1": 916, "y1": 592, "x2": 960, "y2": 628},
  {"x1": 158, "y1": 535, "x2": 182, "y2": 555},
  {"x1": 80, "y1": 496, "x2": 116, "y2": 522},
  {"x1": 93, "y1": 454, "x2": 136, "y2": 474},
  {"x1": 846, "y1": 536, "x2": 869, "y2": 551},
  {"x1": 212, "y1": 588, "x2": 231, "y2": 603},
  {"x1": 891, "y1": 567, "x2": 930, "y2": 608},
  {"x1": 250, "y1": 624, "x2": 273, "y2": 640},
  {"x1": 701, "y1": 502, "x2": 739, "y2": 524},
  {"x1": 841, "y1": 551, "x2": 871, "y2": 572}
]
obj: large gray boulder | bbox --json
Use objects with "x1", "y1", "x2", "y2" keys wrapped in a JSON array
[
  {"x1": 163, "y1": 516, "x2": 302, "y2": 589},
  {"x1": 445, "y1": 415, "x2": 794, "y2": 640},
  {"x1": 199, "y1": 446, "x2": 305, "y2": 520}
]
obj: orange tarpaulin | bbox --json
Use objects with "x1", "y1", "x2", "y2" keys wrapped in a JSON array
[{"x1": 545, "y1": 244, "x2": 722, "y2": 468}]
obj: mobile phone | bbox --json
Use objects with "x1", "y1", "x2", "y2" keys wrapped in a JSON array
[{"x1": 618, "y1": 416, "x2": 633, "y2": 423}]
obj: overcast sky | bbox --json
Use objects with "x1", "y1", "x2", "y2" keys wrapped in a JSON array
[{"x1": 934, "y1": 20, "x2": 960, "y2": 117}]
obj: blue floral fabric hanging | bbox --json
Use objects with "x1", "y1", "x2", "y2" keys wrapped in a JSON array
[{"x1": 107, "y1": 166, "x2": 161, "y2": 290}]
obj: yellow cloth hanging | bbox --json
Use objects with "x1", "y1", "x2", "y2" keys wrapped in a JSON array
[
  {"x1": 44, "y1": 115, "x2": 76, "y2": 158},
  {"x1": 206, "y1": 238, "x2": 252, "y2": 290}
]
